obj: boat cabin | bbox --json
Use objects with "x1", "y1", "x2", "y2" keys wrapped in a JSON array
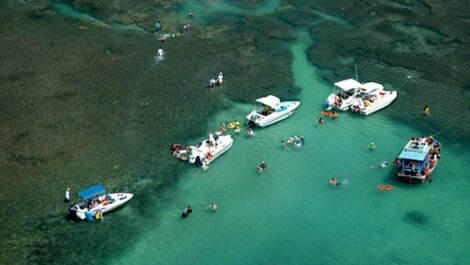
[{"x1": 333, "y1": 79, "x2": 362, "y2": 99}]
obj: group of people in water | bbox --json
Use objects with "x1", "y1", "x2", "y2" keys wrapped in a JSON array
[
  {"x1": 208, "y1": 72, "x2": 224, "y2": 88},
  {"x1": 181, "y1": 202, "x2": 217, "y2": 218},
  {"x1": 281, "y1": 135, "x2": 305, "y2": 148}
]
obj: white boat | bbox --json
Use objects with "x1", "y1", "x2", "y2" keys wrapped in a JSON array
[
  {"x1": 246, "y1": 95, "x2": 300, "y2": 127},
  {"x1": 188, "y1": 134, "x2": 233, "y2": 167},
  {"x1": 350, "y1": 82, "x2": 397, "y2": 115},
  {"x1": 69, "y1": 184, "x2": 133, "y2": 220},
  {"x1": 324, "y1": 79, "x2": 362, "y2": 111}
]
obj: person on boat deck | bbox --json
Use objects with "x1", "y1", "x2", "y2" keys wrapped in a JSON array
[
  {"x1": 317, "y1": 118, "x2": 325, "y2": 125},
  {"x1": 217, "y1": 72, "x2": 223, "y2": 85},
  {"x1": 64, "y1": 188, "x2": 71, "y2": 203},
  {"x1": 208, "y1": 79, "x2": 216, "y2": 88},
  {"x1": 422, "y1": 105, "x2": 430, "y2": 116},
  {"x1": 329, "y1": 177, "x2": 340, "y2": 186}
]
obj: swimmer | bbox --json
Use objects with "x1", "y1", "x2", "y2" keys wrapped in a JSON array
[
  {"x1": 368, "y1": 142, "x2": 376, "y2": 150},
  {"x1": 246, "y1": 128, "x2": 255, "y2": 137},
  {"x1": 371, "y1": 161, "x2": 389, "y2": 168},
  {"x1": 182, "y1": 205, "x2": 192, "y2": 218},
  {"x1": 206, "y1": 202, "x2": 218, "y2": 211},
  {"x1": 329, "y1": 177, "x2": 341, "y2": 186},
  {"x1": 317, "y1": 118, "x2": 325, "y2": 125},
  {"x1": 258, "y1": 161, "x2": 268, "y2": 172}
]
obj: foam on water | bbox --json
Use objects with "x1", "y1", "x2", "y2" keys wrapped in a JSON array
[{"x1": 111, "y1": 30, "x2": 470, "y2": 265}]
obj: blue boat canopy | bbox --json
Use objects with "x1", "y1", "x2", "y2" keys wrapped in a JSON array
[
  {"x1": 398, "y1": 141, "x2": 431, "y2": 161},
  {"x1": 79, "y1": 184, "x2": 106, "y2": 201}
]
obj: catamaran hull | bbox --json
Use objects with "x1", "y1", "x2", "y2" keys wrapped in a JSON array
[{"x1": 359, "y1": 91, "x2": 398, "y2": 115}]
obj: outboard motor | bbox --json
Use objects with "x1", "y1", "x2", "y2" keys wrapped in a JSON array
[{"x1": 68, "y1": 205, "x2": 78, "y2": 219}]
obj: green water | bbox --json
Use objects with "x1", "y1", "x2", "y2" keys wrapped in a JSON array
[
  {"x1": 2, "y1": 1, "x2": 470, "y2": 264},
  {"x1": 111, "y1": 30, "x2": 470, "y2": 265}
]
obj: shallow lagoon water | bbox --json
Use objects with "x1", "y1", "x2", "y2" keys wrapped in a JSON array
[
  {"x1": 2, "y1": 1, "x2": 470, "y2": 264},
  {"x1": 111, "y1": 30, "x2": 470, "y2": 265}
]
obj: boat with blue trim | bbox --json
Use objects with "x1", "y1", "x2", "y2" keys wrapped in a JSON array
[
  {"x1": 69, "y1": 184, "x2": 133, "y2": 220},
  {"x1": 395, "y1": 136, "x2": 441, "y2": 183},
  {"x1": 246, "y1": 95, "x2": 300, "y2": 127}
]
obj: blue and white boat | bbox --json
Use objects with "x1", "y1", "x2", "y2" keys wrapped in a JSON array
[
  {"x1": 69, "y1": 184, "x2": 133, "y2": 220},
  {"x1": 395, "y1": 136, "x2": 441, "y2": 183},
  {"x1": 246, "y1": 95, "x2": 300, "y2": 127}
]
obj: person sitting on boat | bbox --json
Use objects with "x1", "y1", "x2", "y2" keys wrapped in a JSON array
[
  {"x1": 182, "y1": 206, "x2": 192, "y2": 218},
  {"x1": 258, "y1": 161, "x2": 268, "y2": 172},
  {"x1": 329, "y1": 177, "x2": 340, "y2": 186},
  {"x1": 206, "y1": 202, "x2": 218, "y2": 211},
  {"x1": 334, "y1": 96, "x2": 342, "y2": 107}
]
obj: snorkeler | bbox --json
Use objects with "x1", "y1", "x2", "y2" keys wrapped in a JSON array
[
  {"x1": 258, "y1": 161, "x2": 268, "y2": 172},
  {"x1": 206, "y1": 202, "x2": 218, "y2": 211},
  {"x1": 182, "y1": 205, "x2": 193, "y2": 218},
  {"x1": 329, "y1": 177, "x2": 341, "y2": 186}
]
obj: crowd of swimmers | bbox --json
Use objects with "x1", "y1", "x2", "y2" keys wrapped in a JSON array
[{"x1": 281, "y1": 135, "x2": 305, "y2": 148}]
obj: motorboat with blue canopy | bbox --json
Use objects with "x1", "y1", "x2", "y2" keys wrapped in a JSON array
[
  {"x1": 69, "y1": 184, "x2": 133, "y2": 220},
  {"x1": 395, "y1": 136, "x2": 441, "y2": 183},
  {"x1": 246, "y1": 95, "x2": 300, "y2": 127},
  {"x1": 78, "y1": 184, "x2": 106, "y2": 201}
]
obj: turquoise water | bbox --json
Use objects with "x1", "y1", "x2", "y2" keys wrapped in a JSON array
[
  {"x1": 3, "y1": 1, "x2": 469, "y2": 264},
  {"x1": 111, "y1": 29, "x2": 470, "y2": 265}
]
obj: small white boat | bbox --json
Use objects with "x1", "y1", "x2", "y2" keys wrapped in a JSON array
[
  {"x1": 246, "y1": 95, "x2": 300, "y2": 127},
  {"x1": 188, "y1": 134, "x2": 233, "y2": 167},
  {"x1": 350, "y1": 82, "x2": 397, "y2": 115},
  {"x1": 324, "y1": 79, "x2": 362, "y2": 111},
  {"x1": 69, "y1": 184, "x2": 133, "y2": 220}
]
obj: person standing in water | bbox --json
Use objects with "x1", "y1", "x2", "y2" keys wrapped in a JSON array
[
  {"x1": 208, "y1": 78, "x2": 216, "y2": 88},
  {"x1": 64, "y1": 188, "x2": 71, "y2": 202},
  {"x1": 422, "y1": 105, "x2": 430, "y2": 116},
  {"x1": 217, "y1": 72, "x2": 223, "y2": 86},
  {"x1": 157, "y1": 47, "x2": 164, "y2": 58}
]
